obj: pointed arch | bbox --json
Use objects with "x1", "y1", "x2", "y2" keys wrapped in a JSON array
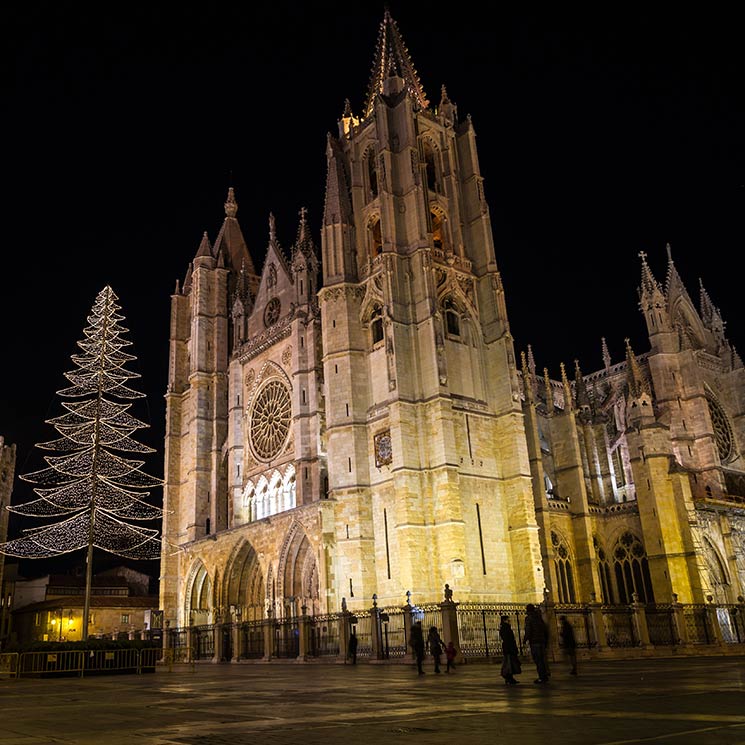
[
  {"x1": 277, "y1": 522, "x2": 320, "y2": 617},
  {"x1": 185, "y1": 559, "x2": 213, "y2": 626},
  {"x1": 421, "y1": 136, "x2": 441, "y2": 193},
  {"x1": 224, "y1": 539, "x2": 266, "y2": 622},
  {"x1": 611, "y1": 530, "x2": 654, "y2": 604},
  {"x1": 702, "y1": 536, "x2": 731, "y2": 603}
]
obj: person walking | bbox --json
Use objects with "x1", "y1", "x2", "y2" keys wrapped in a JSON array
[
  {"x1": 444, "y1": 641, "x2": 457, "y2": 673},
  {"x1": 523, "y1": 603, "x2": 550, "y2": 684},
  {"x1": 559, "y1": 615, "x2": 578, "y2": 675},
  {"x1": 347, "y1": 629, "x2": 358, "y2": 665},
  {"x1": 499, "y1": 615, "x2": 521, "y2": 685},
  {"x1": 427, "y1": 626, "x2": 444, "y2": 673},
  {"x1": 409, "y1": 621, "x2": 426, "y2": 674}
]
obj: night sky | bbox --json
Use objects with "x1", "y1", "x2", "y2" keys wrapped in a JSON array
[{"x1": 3, "y1": 4, "x2": 743, "y2": 557}]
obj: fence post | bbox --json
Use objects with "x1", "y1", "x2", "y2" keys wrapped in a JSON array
[
  {"x1": 213, "y1": 618, "x2": 224, "y2": 664},
  {"x1": 670, "y1": 594, "x2": 688, "y2": 646},
  {"x1": 263, "y1": 607, "x2": 274, "y2": 661},
  {"x1": 588, "y1": 598, "x2": 607, "y2": 651},
  {"x1": 631, "y1": 595, "x2": 651, "y2": 648},
  {"x1": 185, "y1": 626, "x2": 194, "y2": 663},
  {"x1": 370, "y1": 595, "x2": 382, "y2": 660},
  {"x1": 297, "y1": 606, "x2": 309, "y2": 660},
  {"x1": 439, "y1": 584, "x2": 462, "y2": 663},
  {"x1": 402, "y1": 592, "x2": 414, "y2": 663},
  {"x1": 163, "y1": 620, "x2": 171, "y2": 656},
  {"x1": 339, "y1": 601, "x2": 351, "y2": 662},
  {"x1": 705, "y1": 598, "x2": 724, "y2": 645}
]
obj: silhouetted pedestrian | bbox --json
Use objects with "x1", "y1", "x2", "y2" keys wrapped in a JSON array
[
  {"x1": 445, "y1": 641, "x2": 457, "y2": 673},
  {"x1": 559, "y1": 615, "x2": 577, "y2": 675},
  {"x1": 523, "y1": 603, "x2": 549, "y2": 684},
  {"x1": 348, "y1": 630, "x2": 358, "y2": 665},
  {"x1": 427, "y1": 626, "x2": 444, "y2": 673},
  {"x1": 409, "y1": 621, "x2": 425, "y2": 674},
  {"x1": 499, "y1": 615, "x2": 521, "y2": 685}
]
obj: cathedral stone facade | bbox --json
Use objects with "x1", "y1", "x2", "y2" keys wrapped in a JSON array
[{"x1": 160, "y1": 11, "x2": 745, "y2": 628}]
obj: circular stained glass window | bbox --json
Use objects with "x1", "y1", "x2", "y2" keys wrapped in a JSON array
[
  {"x1": 264, "y1": 297, "x2": 281, "y2": 328},
  {"x1": 707, "y1": 395, "x2": 734, "y2": 462},
  {"x1": 249, "y1": 379, "x2": 291, "y2": 461}
]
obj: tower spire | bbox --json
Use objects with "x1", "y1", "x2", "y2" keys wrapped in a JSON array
[{"x1": 363, "y1": 8, "x2": 429, "y2": 118}]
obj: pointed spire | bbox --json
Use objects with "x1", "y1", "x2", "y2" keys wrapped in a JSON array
[
  {"x1": 363, "y1": 8, "x2": 429, "y2": 118},
  {"x1": 521, "y1": 351, "x2": 534, "y2": 404},
  {"x1": 527, "y1": 345, "x2": 536, "y2": 377},
  {"x1": 625, "y1": 338, "x2": 650, "y2": 398},
  {"x1": 174, "y1": 279, "x2": 180, "y2": 295},
  {"x1": 574, "y1": 359, "x2": 591, "y2": 413},
  {"x1": 638, "y1": 250, "x2": 662, "y2": 298},
  {"x1": 733, "y1": 346, "x2": 743, "y2": 369},
  {"x1": 601, "y1": 337, "x2": 611, "y2": 369},
  {"x1": 182, "y1": 262, "x2": 193, "y2": 294},
  {"x1": 269, "y1": 212, "x2": 278, "y2": 245},
  {"x1": 225, "y1": 187, "x2": 238, "y2": 218},
  {"x1": 543, "y1": 368, "x2": 554, "y2": 416},
  {"x1": 342, "y1": 98, "x2": 353, "y2": 117},
  {"x1": 560, "y1": 363, "x2": 573, "y2": 412},
  {"x1": 294, "y1": 206, "x2": 317, "y2": 261},
  {"x1": 195, "y1": 231, "x2": 212, "y2": 258},
  {"x1": 323, "y1": 135, "x2": 354, "y2": 226},
  {"x1": 438, "y1": 84, "x2": 457, "y2": 125}
]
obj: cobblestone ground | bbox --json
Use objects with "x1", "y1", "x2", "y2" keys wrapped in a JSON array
[{"x1": 1, "y1": 656, "x2": 744, "y2": 744}]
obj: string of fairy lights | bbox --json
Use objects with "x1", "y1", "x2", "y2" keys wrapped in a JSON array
[{"x1": 0, "y1": 286, "x2": 163, "y2": 561}]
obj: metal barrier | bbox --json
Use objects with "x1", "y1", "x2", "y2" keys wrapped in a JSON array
[
  {"x1": 19, "y1": 650, "x2": 85, "y2": 677},
  {"x1": 683, "y1": 605, "x2": 710, "y2": 644},
  {"x1": 0, "y1": 652, "x2": 18, "y2": 679},
  {"x1": 645, "y1": 605, "x2": 677, "y2": 646},
  {"x1": 239, "y1": 621, "x2": 265, "y2": 659},
  {"x1": 602, "y1": 606, "x2": 637, "y2": 647},
  {"x1": 308, "y1": 614, "x2": 340, "y2": 658}
]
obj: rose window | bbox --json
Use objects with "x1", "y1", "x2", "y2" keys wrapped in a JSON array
[
  {"x1": 264, "y1": 298, "x2": 281, "y2": 328},
  {"x1": 249, "y1": 380, "x2": 291, "y2": 461},
  {"x1": 706, "y1": 395, "x2": 734, "y2": 462}
]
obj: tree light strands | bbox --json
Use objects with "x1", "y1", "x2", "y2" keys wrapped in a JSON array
[{"x1": 0, "y1": 286, "x2": 164, "y2": 636}]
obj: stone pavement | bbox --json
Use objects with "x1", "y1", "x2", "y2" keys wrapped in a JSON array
[{"x1": 1, "y1": 656, "x2": 744, "y2": 745}]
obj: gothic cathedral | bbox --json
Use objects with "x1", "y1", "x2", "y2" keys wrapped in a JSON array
[{"x1": 160, "y1": 11, "x2": 745, "y2": 627}]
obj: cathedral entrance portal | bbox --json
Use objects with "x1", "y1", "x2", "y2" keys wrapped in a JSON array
[
  {"x1": 277, "y1": 524, "x2": 320, "y2": 618},
  {"x1": 225, "y1": 541, "x2": 265, "y2": 622}
]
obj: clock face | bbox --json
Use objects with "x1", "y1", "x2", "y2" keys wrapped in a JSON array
[
  {"x1": 249, "y1": 379, "x2": 291, "y2": 461},
  {"x1": 264, "y1": 297, "x2": 281, "y2": 327}
]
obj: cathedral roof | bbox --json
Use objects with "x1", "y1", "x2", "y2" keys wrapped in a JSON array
[{"x1": 363, "y1": 9, "x2": 429, "y2": 119}]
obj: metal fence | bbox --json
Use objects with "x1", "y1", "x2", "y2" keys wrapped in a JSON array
[
  {"x1": 683, "y1": 605, "x2": 710, "y2": 644},
  {"x1": 645, "y1": 605, "x2": 676, "y2": 646},
  {"x1": 308, "y1": 614, "x2": 340, "y2": 658},
  {"x1": 602, "y1": 606, "x2": 637, "y2": 647},
  {"x1": 240, "y1": 620, "x2": 265, "y2": 659},
  {"x1": 380, "y1": 607, "x2": 407, "y2": 658}
]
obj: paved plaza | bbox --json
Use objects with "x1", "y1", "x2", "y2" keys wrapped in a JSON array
[{"x1": 1, "y1": 655, "x2": 744, "y2": 744}]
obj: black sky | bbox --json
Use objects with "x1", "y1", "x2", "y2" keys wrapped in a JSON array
[{"x1": 3, "y1": 4, "x2": 744, "y2": 543}]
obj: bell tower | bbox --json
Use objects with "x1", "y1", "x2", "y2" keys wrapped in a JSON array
[{"x1": 320, "y1": 10, "x2": 543, "y2": 605}]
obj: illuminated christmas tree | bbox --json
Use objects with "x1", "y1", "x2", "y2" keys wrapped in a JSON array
[{"x1": 0, "y1": 286, "x2": 162, "y2": 639}]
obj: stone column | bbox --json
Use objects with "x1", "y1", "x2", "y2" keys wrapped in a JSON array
[
  {"x1": 232, "y1": 620, "x2": 242, "y2": 662},
  {"x1": 263, "y1": 609, "x2": 274, "y2": 661},
  {"x1": 631, "y1": 596, "x2": 651, "y2": 648},
  {"x1": 542, "y1": 599, "x2": 559, "y2": 664},
  {"x1": 298, "y1": 606, "x2": 309, "y2": 660},
  {"x1": 439, "y1": 584, "x2": 462, "y2": 663},
  {"x1": 339, "y1": 607, "x2": 351, "y2": 662},
  {"x1": 185, "y1": 626, "x2": 194, "y2": 663},
  {"x1": 212, "y1": 617, "x2": 224, "y2": 664},
  {"x1": 670, "y1": 594, "x2": 688, "y2": 647}
]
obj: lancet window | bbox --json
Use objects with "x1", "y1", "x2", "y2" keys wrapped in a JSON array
[
  {"x1": 370, "y1": 305, "x2": 384, "y2": 346},
  {"x1": 551, "y1": 531, "x2": 576, "y2": 603},
  {"x1": 612, "y1": 531, "x2": 654, "y2": 604},
  {"x1": 422, "y1": 140, "x2": 440, "y2": 193},
  {"x1": 365, "y1": 147, "x2": 378, "y2": 200}
]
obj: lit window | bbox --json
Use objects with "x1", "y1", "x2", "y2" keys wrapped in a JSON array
[{"x1": 121, "y1": 614, "x2": 130, "y2": 625}]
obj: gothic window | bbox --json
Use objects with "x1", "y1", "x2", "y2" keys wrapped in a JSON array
[
  {"x1": 703, "y1": 537, "x2": 730, "y2": 604},
  {"x1": 366, "y1": 147, "x2": 378, "y2": 200},
  {"x1": 612, "y1": 447, "x2": 626, "y2": 487},
  {"x1": 422, "y1": 140, "x2": 440, "y2": 193},
  {"x1": 368, "y1": 216, "x2": 382, "y2": 256},
  {"x1": 243, "y1": 486, "x2": 255, "y2": 523},
  {"x1": 431, "y1": 210, "x2": 446, "y2": 250},
  {"x1": 594, "y1": 537, "x2": 615, "y2": 604},
  {"x1": 282, "y1": 469, "x2": 297, "y2": 511},
  {"x1": 443, "y1": 298, "x2": 460, "y2": 337},
  {"x1": 370, "y1": 305, "x2": 384, "y2": 346},
  {"x1": 706, "y1": 394, "x2": 734, "y2": 462},
  {"x1": 551, "y1": 531, "x2": 576, "y2": 603},
  {"x1": 249, "y1": 379, "x2": 292, "y2": 462},
  {"x1": 612, "y1": 531, "x2": 654, "y2": 604}
]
